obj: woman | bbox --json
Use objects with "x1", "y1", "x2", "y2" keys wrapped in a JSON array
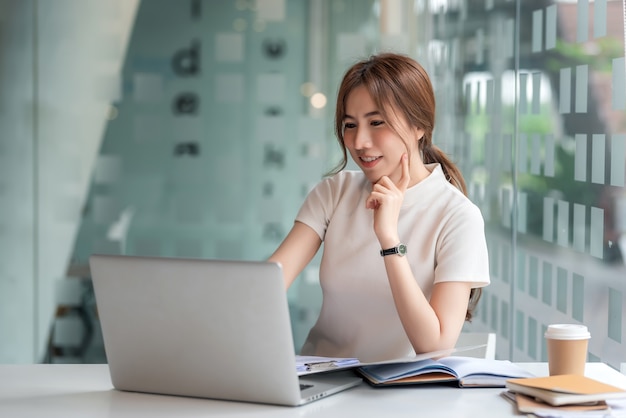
[{"x1": 269, "y1": 53, "x2": 490, "y2": 363}]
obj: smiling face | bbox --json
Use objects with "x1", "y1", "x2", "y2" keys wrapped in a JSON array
[{"x1": 342, "y1": 85, "x2": 423, "y2": 185}]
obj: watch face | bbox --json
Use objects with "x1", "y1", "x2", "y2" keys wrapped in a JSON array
[{"x1": 398, "y1": 244, "x2": 407, "y2": 255}]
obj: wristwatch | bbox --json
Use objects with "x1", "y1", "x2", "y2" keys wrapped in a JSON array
[{"x1": 380, "y1": 243, "x2": 407, "y2": 257}]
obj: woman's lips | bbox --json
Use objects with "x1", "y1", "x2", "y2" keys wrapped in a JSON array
[{"x1": 359, "y1": 156, "x2": 381, "y2": 169}]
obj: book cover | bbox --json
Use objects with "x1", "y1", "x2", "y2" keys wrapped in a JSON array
[
  {"x1": 505, "y1": 374, "x2": 626, "y2": 406},
  {"x1": 357, "y1": 356, "x2": 535, "y2": 388},
  {"x1": 500, "y1": 390, "x2": 610, "y2": 414}
]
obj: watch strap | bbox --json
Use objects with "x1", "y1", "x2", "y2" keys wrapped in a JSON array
[{"x1": 380, "y1": 243, "x2": 407, "y2": 257}]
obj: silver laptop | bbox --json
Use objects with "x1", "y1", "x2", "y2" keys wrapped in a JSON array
[{"x1": 89, "y1": 254, "x2": 362, "y2": 406}]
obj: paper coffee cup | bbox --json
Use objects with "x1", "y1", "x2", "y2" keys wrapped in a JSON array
[{"x1": 545, "y1": 324, "x2": 590, "y2": 376}]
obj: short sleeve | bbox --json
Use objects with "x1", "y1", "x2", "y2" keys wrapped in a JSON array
[
  {"x1": 434, "y1": 202, "x2": 490, "y2": 288},
  {"x1": 294, "y1": 177, "x2": 335, "y2": 241}
]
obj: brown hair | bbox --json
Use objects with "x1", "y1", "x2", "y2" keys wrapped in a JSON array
[{"x1": 330, "y1": 52, "x2": 481, "y2": 321}]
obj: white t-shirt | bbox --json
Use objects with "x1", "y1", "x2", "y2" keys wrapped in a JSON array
[{"x1": 295, "y1": 163, "x2": 490, "y2": 362}]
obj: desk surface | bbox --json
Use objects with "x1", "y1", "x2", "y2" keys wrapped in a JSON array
[{"x1": 1, "y1": 363, "x2": 625, "y2": 417}]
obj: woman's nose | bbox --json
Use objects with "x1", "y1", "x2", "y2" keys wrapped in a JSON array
[{"x1": 353, "y1": 127, "x2": 372, "y2": 149}]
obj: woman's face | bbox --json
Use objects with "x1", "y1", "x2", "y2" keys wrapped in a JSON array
[{"x1": 342, "y1": 85, "x2": 422, "y2": 185}]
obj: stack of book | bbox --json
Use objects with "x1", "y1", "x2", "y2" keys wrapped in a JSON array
[
  {"x1": 296, "y1": 344, "x2": 538, "y2": 388},
  {"x1": 503, "y1": 374, "x2": 626, "y2": 416}
]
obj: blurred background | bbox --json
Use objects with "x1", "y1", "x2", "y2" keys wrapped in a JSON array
[{"x1": 0, "y1": 0, "x2": 624, "y2": 370}]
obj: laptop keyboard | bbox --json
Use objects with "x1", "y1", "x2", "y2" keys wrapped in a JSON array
[{"x1": 300, "y1": 383, "x2": 314, "y2": 391}]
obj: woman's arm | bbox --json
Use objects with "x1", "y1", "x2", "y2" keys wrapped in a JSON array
[
  {"x1": 268, "y1": 221, "x2": 322, "y2": 289},
  {"x1": 367, "y1": 155, "x2": 475, "y2": 353},
  {"x1": 383, "y1": 253, "x2": 473, "y2": 353}
]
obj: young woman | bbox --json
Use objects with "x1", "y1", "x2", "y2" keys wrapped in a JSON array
[{"x1": 269, "y1": 53, "x2": 490, "y2": 363}]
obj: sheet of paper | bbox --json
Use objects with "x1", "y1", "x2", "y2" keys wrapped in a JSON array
[
  {"x1": 296, "y1": 355, "x2": 360, "y2": 373},
  {"x1": 296, "y1": 344, "x2": 488, "y2": 376}
]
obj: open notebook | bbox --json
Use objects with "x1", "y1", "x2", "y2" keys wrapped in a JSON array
[{"x1": 89, "y1": 254, "x2": 362, "y2": 407}]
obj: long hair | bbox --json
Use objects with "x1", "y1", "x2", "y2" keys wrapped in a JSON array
[{"x1": 330, "y1": 52, "x2": 481, "y2": 321}]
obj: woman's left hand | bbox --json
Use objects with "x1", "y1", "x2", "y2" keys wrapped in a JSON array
[{"x1": 365, "y1": 154, "x2": 410, "y2": 246}]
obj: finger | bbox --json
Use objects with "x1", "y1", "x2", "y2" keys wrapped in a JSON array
[
  {"x1": 365, "y1": 194, "x2": 380, "y2": 210},
  {"x1": 371, "y1": 181, "x2": 391, "y2": 193},
  {"x1": 366, "y1": 188, "x2": 386, "y2": 208},
  {"x1": 397, "y1": 154, "x2": 410, "y2": 191}
]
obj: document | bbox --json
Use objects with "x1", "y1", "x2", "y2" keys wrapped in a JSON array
[
  {"x1": 296, "y1": 344, "x2": 488, "y2": 376},
  {"x1": 296, "y1": 356, "x2": 360, "y2": 373},
  {"x1": 501, "y1": 390, "x2": 611, "y2": 415}
]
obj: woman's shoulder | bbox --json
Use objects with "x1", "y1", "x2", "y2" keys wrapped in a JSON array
[
  {"x1": 424, "y1": 166, "x2": 483, "y2": 219},
  {"x1": 438, "y1": 183, "x2": 485, "y2": 227},
  {"x1": 298, "y1": 171, "x2": 367, "y2": 221}
]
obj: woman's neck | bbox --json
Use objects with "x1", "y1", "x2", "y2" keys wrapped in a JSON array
[{"x1": 407, "y1": 158, "x2": 431, "y2": 188}]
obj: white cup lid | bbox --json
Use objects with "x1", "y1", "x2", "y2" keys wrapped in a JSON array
[{"x1": 544, "y1": 324, "x2": 591, "y2": 340}]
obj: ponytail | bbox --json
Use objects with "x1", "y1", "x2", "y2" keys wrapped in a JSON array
[
  {"x1": 421, "y1": 143, "x2": 467, "y2": 196},
  {"x1": 422, "y1": 142, "x2": 481, "y2": 321},
  {"x1": 466, "y1": 287, "x2": 482, "y2": 322}
]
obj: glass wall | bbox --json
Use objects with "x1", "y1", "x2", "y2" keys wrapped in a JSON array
[{"x1": 0, "y1": 0, "x2": 624, "y2": 370}]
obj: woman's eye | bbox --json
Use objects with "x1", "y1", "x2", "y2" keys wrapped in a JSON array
[
  {"x1": 371, "y1": 120, "x2": 385, "y2": 126},
  {"x1": 344, "y1": 122, "x2": 356, "y2": 129}
]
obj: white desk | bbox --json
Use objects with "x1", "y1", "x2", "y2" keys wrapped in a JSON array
[{"x1": 1, "y1": 363, "x2": 625, "y2": 417}]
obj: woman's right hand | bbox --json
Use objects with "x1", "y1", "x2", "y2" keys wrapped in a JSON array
[{"x1": 365, "y1": 154, "x2": 410, "y2": 248}]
